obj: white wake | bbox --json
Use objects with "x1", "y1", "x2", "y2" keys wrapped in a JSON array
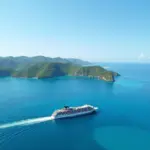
[{"x1": 0, "y1": 116, "x2": 54, "y2": 129}]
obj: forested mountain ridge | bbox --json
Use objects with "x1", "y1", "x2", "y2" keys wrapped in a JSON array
[{"x1": 0, "y1": 56, "x2": 120, "y2": 82}]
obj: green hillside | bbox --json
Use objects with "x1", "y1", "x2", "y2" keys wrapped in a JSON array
[
  {"x1": 75, "y1": 66, "x2": 119, "y2": 81},
  {"x1": 11, "y1": 63, "x2": 119, "y2": 82},
  {"x1": 0, "y1": 60, "x2": 120, "y2": 82},
  {"x1": 12, "y1": 63, "x2": 80, "y2": 78},
  {"x1": 76, "y1": 66, "x2": 106, "y2": 76},
  {"x1": 0, "y1": 56, "x2": 91, "y2": 69}
]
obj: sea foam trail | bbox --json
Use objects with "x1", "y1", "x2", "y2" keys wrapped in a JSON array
[{"x1": 0, "y1": 116, "x2": 54, "y2": 129}]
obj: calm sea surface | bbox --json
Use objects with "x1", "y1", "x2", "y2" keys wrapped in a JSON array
[{"x1": 0, "y1": 63, "x2": 150, "y2": 150}]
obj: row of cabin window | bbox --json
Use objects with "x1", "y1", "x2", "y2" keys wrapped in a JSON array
[{"x1": 56, "y1": 107, "x2": 92, "y2": 115}]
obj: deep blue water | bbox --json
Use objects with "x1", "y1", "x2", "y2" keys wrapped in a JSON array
[{"x1": 0, "y1": 63, "x2": 150, "y2": 150}]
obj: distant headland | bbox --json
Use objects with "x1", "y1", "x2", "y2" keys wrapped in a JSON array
[{"x1": 0, "y1": 56, "x2": 120, "y2": 82}]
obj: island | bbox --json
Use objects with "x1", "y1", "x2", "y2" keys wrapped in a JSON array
[
  {"x1": 75, "y1": 66, "x2": 120, "y2": 82},
  {"x1": 0, "y1": 56, "x2": 120, "y2": 82}
]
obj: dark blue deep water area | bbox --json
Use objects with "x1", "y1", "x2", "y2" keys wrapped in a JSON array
[{"x1": 0, "y1": 63, "x2": 150, "y2": 150}]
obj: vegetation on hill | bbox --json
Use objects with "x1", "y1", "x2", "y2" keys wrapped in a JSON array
[
  {"x1": 0, "y1": 62, "x2": 119, "y2": 82},
  {"x1": 12, "y1": 63, "x2": 80, "y2": 78},
  {"x1": 0, "y1": 56, "x2": 91, "y2": 69},
  {"x1": 76, "y1": 66, "x2": 106, "y2": 76},
  {"x1": 75, "y1": 66, "x2": 120, "y2": 81},
  {"x1": 0, "y1": 56, "x2": 120, "y2": 82}
]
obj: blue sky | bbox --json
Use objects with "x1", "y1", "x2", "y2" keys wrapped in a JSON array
[{"x1": 0, "y1": 0, "x2": 150, "y2": 62}]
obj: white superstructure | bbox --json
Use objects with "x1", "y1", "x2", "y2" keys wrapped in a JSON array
[{"x1": 51, "y1": 105, "x2": 98, "y2": 119}]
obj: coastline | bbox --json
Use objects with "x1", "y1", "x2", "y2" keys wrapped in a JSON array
[{"x1": 0, "y1": 75, "x2": 117, "y2": 82}]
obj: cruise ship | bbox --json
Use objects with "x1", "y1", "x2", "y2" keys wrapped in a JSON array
[{"x1": 51, "y1": 105, "x2": 98, "y2": 119}]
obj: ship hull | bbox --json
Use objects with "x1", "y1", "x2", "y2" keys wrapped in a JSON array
[{"x1": 53, "y1": 107, "x2": 98, "y2": 120}]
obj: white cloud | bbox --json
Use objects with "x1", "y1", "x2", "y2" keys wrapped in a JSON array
[
  {"x1": 137, "y1": 52, "x2": 150, "y2": 62},
  {"x1": 138, "y1": 52, "x2": 145, "y2": 60}
]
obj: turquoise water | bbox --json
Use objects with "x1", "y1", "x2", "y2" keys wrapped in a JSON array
[{"x1": 0, "y1": 63, "x2": 150, "y2": 150}]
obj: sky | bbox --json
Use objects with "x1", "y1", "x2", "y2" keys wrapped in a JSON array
[{"x1": 0, "y1": 0, "x2": 150, "y2": 62}]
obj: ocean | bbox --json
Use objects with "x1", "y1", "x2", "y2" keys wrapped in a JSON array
[{"x1": 0, "y1": 63, "x2": 150, "y2": 150}]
